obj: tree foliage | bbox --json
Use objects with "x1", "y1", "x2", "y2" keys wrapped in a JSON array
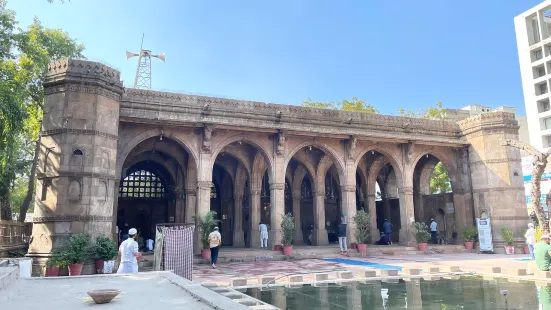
[
  {"x1": 397, "y1": 101, "x2": 446, "y2": 120},
  {"x1": 430, "y1": 162, "x2": 452, "y2": 194},
  {"x1": 0, "y1": 0, "x2": 84, "y2": 220},
  {"x1": 302, "y1": 97, "x2": 378, "y2": 114}
]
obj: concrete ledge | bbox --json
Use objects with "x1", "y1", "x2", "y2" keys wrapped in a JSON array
[
  {"x1": 403, "y1": 268, "x2": 421, "y2": 275},
  {"x1": 231, "y1": 278, "x2": 248, "y2": 287},
  {"x1": 0, "y1": 266, "x2": 19, "y2": 291},
  {"x1": 258, "y1": 276, "x2": 276, "y2": 285},
  {"x1": 428, "y1": 267, "x2": 440, "y2": 273},
  {"x1": 536, "y1": 270, "x2": 551, "y2": 278},
  {"x1": 315, "y1": 273, "x2": 329, "y2": 281},
  {"x1": 338, "y1": 271, "x2": 354, "y2": 279},
  {"x1": 363, "y1": 270, "x2": 377, "y2": 278},
  {"x1": 289, "y1": 275, "x2": 303, "y2": 283},
  {"x1": 505, "y1": 269, "x2": 527, "y2": 276},
  {"x1": 445, "y1": 266, "x2": 460, "y2": 272},
  {"x1": 487, "y1": 266, "x2": 501, "y2": 273},
  {"x1": 381, "y1": 270, "x2": 398, "y2": 277}
]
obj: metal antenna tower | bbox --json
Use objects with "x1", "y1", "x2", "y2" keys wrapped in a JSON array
[{"x1": 126, "y1": 34, "x2": 166, "y2": 89}]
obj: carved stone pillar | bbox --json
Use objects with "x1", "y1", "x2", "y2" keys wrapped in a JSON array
[
  {"x1": 313, "y1": 188, "x2": 329, "y2": 246},
  {"x1": 249, "y1": 186, "x2": 261, "y2": 248},
  {"x1": 196, "y1": 180, "x2": 212, "y2": 253},
  {"x1": 399, "y1": 186, "x2": 415, "y2": 246},
  {"x1": 292, "y1": 189, "x2": 303, "y2": 244},
  {"x1": 367, "y1": 194, "x2": 379, "y2": 243},
  {"x1": 184, "y1": 188, "x2": 196, "y2": 224},
  {"x1": 269, "y1": 182, "x2": 285, "y2": 249},
  {"x1": 341, "y1": 184, "x2": 357, "y2": 245},
  {"x1": 233, "y1": 193, "x2": 244, "y2": 247}
]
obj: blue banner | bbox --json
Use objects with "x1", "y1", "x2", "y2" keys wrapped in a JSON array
[{"x1": 524, "y1": 172, "x2": 551, "y2": 182}]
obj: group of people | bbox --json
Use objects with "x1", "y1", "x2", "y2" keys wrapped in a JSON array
[{"x1": 526, "y1": 223, "x2": 551, "y2": 272}]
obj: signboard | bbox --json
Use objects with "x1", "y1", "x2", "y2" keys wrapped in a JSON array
[{"x1": 476, "y1": 218, "x2": 493, "y2": 252}]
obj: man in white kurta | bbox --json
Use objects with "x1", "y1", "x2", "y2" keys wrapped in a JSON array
[
  {"x1": 117, "y1": 228, "x2": 141, "y2": 274},
  {"x1": 259, "y1": 222, "x2": 269, "y2": 249}
]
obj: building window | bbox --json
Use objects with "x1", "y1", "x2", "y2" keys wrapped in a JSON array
[
  {"x1": 545, "y1": 117, "x2": 551, "y2": 130},
  {"x1": 539, "y1": 67, "x2": 546, "y2": 77},
  {"x1": 536, "y1": 50, "x2": 543, "y2": 60},
  {"x1": 540, "y1": 83, "x2": 548, "y2": 94},
  {"x1": 119, "y1": 170, "x2": 165, "y2": 198},
  {"x1": 542, "y1": 100, "x2": 550, "y2": 112}
]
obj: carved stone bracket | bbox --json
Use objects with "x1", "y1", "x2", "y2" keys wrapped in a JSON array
[
  {"x1": 403, "y1": 141, "x2": 414, "y2": 164},
  {"x1": 347, "y1": 136, "x2": 358, "y2": 160},
  {"x1": 276, "y1": 130, "x2": 286, "y2": 156},
  {"x1": 202, "y1": 125, "x2": 213, "y2": 153}
]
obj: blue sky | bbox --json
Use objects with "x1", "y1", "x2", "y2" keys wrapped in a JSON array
[{"x1": 7, "y1": 0, "x2": 543, "y2": 115}]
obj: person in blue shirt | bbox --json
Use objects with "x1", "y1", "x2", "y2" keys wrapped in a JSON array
[{"x1": 382, "y1": 219, "x2": 392, "y2": 245}]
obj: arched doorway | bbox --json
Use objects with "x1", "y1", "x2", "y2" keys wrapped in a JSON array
[{"x1": 413, "y1": 154, "x2": 455, "y2": 244}]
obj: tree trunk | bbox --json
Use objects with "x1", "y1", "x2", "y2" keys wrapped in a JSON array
[
  {"x1": 531, "y1": 158, "x2": 549, "y2": 233},
  {"x1": 0, "y1": 183, "x2": 12, "y2": 221},
  {"x1": 19, "y1": 137, "x2": 40, "y2": 222}
]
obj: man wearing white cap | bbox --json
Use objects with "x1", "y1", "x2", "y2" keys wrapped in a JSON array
[
  {"x1": 117, "y1": 228, "x2": 141, "y2": 274},
  {"x1": 535, "y1": 234, "x2": 551, "y2": 271},
  {"x1": 525, "y1": 223, "x2": 536, "y2": 260}
]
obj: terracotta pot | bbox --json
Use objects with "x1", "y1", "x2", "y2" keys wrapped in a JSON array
[
  {"x1": 45, "y1": 266, "x2": 60, "y2": 277},
  {"x1": 95, "y1": 260, "x2": 105, "y2": 274},
  {"x1": 524, "y1": 245, "x2": 530, "y2": 254},
  {"x1": 464, "y1": 241, "x2": 474, "y2": 250},
  {"x1": 418, "y1": 243, "x2": 428, "y2": 252},
  {"x1": 68, "y1": 263, "x2": 83, "y2": 276},
  {"x1": 282, "y1": 245, "x2": 293, "y2": 256},
  {"x1": 201, "y1": 248, "x2": 211, "y2": 260},
  {"x1": 351, "y1": 243, "x2": 358, "y2": 249},
  {"x1": 274, "y1": 245, "x2": 283, "y2": 251},
  {"x1": 505, "y1": 246, "x2": 515, "y2": 255},
  {"x1": 357, "y1": 243, "x2": 367, "y2": 254}
]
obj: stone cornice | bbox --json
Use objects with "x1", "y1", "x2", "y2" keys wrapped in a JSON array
[
  {"x1": 44, "y1": 84, "x2": 122, "y2": 102},
  {"x1": 46, "y1": 59, "x2": 122, "y2": 88},
  {"x1": 121, "y1": 89, "x2": 468, "y2": 146},
  {"x1": 41, "y1": 128, "x2": 118, "y2": 140},
  {"x1": 33, "y1": 215, "x2": 113, "y2": 223},
  {"x1": 37, "y1": 172, "x2": 116, "y2": 180},
  {"x1": 470, "y1": 158, "x2": 520, "y2": 166},
  {"x1": 457, "y1": 112, "x2": 519, "y2": 137}
]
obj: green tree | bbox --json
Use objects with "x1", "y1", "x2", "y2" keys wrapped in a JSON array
[
  {"x1": 430, "y1": 162, "x2": 452, "y2": 194},
  {"x1": 0, "y1": 0, "x2": 84, "y2": 221},
  {"x1": 397, "y1": 101, "x2": 446, "y2": 120},
  {"x1": 302, "y1": 97, "x2": 378, "y2": 114}
]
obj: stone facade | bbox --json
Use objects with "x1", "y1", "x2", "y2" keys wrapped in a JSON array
[{"x1": 27, "y1": 59, "x2": 528, "y2": 270}]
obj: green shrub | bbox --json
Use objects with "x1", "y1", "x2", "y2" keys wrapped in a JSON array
[
  {"x1": 462, "y1": 226, "x2": 478, "y2": 242},
  {"x1": 411, "y1": 222, "x2": 431, "y2": 243},
  {"x1": 193, "y1": 211, "x2": 218, "y2": 249},
  {"x1": 95, "y1": 235, "x2": 118, "y2": 261},
  {"x1": 281, "y1": 213, "x2": 295, "y2": 246},
  {"x1": 47, "y1": 250, "x2": 70, "y2": 268},
  {"x1": 501, "y1": 227, "x2": 514, "y2": 246},
  {"x1": 353, "y1": 210, "x2": 371, "y2": 244},
  {"x1": 64, "y1": 233, "x2": 92, "y2": 264}
]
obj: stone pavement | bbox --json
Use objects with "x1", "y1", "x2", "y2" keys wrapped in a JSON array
[{"x1": 193, "y1": 252, "x2": 546, "y2": 287}]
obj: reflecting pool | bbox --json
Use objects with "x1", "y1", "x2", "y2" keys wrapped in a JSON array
[{"x1": 245, "y1": 277, "x2": 549, "y2": 309}]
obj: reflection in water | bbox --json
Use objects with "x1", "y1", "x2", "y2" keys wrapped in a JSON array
[{"x1": 246, "y1": 277, "x2": 542, "y2": 310}]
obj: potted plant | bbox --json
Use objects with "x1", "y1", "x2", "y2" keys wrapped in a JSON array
[
  {"x1": 354, "y1": 210, "x2": 371, "y2": 255},
  {"x1": 65, "y1": 233, "x2": 92, "y2": 276},
  {"x1": 281, "y1": 213, "x2": 295, "y2": 255},
  {"x1": 462, "y1": 226, "x2": 478, "y2": 250},
  {"x1": 95, "y1": 235, "x2": 118, "y2": 274},
  {"x1": 194, "y1": 211, "x2": 218, "y2": 260},
  {"x1": 411, "y1": 222, "x2": 431, "y2": 251},
  {"x1": 501, "y1": 227, "x2": 515, "y2": 255},
  {"x1": 45, "y1": 250, "x2": 66, "y2": 277}
]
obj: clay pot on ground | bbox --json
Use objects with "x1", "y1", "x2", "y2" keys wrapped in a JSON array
[
  {"x1": 524, "y1": 245, "x2": 530, "y2": 255},
  {"x1": 201, "y1": 248, "x2": 211, "y2": 260},
  {"x1": 464, "y1": 241, "x2": 474, "y2": 250},
  {"x1": 95, "y1": 260, "x2": 105, "y2": 274},
  {"x1": 357, "y1": 244, "x2": 367, "y2": 254},
  {"x1": 282, "y1": 246, "x2": 293, "y2": 256},
  {"x1": 505, "y1": 246, "x2": 515, "y2": 255},
  {"x1": 45, "y1": 266, "x2": 60, "y2": 277},
  {"x1": 68, "y1": 263, "x2": 84, "y2": 276},
  {"x1": 417, "y1": 243, "x2": 428, "y2": 252}
]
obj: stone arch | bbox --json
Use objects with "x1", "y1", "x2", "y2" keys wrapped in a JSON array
[
  {"x1": 117, "y1": 128, "x2": 198, "y2": 178},
  {"x1": 354, "y1": 144, "x2": 403, "y2": 182},
  {"x1": 211, "y1": 134, "x2": 273, "y2": 180},
  {"x1": 289, "y1": 151, "x2": 317, "y2": 186},
  {"x1": 98, "y1": 180, "x2": 108, "y2": 201},
  {"x1": 68, "y1": 178, "x2": 81, "y2": 201},
  {"x1": 285, "y1": 141, "x2": 346, "y2": 183},
  {"x1": 410, "y1": 150, "x2": 458, "y2": 193}
]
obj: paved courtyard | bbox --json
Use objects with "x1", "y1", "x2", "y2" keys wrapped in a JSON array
[{"x1": 193, "y1": 252, "x2": 540, "y2": 286}]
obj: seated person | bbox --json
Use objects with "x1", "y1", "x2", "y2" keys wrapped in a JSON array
[
  {"x1": 535, "y1": 234, "x2": 551, "y2": 271},
  {"x1": 375, "y1": 232, "x2": 391, "y2": 245}
]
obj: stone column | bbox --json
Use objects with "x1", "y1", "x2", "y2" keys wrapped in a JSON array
[
  {"x1": 28, "y1": 60, "x2": 123, "y2": 273},
  {"x1": 195, "y1": 180, "x2": 212, "y2": 254},
  {"x1": 233, "y1": 193, "x2": 244, "y2": 247},
  {"x1": 112, "y1": 180, "x2": 120, "y2": 241},
  {"x1": 272, "y1": 287, "x2": 287, "y2": 310},
  {"x1": 184, "y1": 188, "x2": 196, "y2": 224},
  {"x1": 342, "y1": 184, "x2": 357, "y2": 245},
  {"x1": 367, "y1": 194, "x2": 379, "y2": 243},
  {"x1": 269, "y1": 182, "x2": 285, "y2": 248},
  {"x1": 292, "y1": 189, "x2": 303, "y2": 244},
  {"x1": 313, "y1": 188, "x2": 329, "y2": 245},
  {"x1": 249, "y1": 186, "x2": 261, "y2": 248},
  {"x1": 406, "y1": 280, "x2": 423, "y2": 310},
  {"x1": 399, "y1": 187, "x2": 415, "y2": 246}
]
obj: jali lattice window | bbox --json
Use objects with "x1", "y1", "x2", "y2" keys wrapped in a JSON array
[{"x1": 119, "y1": 170, "x2": 165, "y2": 198}]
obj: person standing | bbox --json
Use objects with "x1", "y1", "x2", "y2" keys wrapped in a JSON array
[
  {"x1": 208, "y1": 227, "x2": 222, "y2": 269},
  {"x1": 259, "y1": 222, "x2": 269, "y2": 249},
  {"x1": 117, "y1": 228, "x2": 141, "y2": 274},
  {"x1": 535, "y1": 234, "x2": 551, "y2": 271},
  {"x1": 338, "y1": 213, "x2": 348, "y2": 255},
  {"x1": 525, "y1": 223, "x2": 536, "y2": 260},
  {"x1": 430, "y1": 218, "x2": 438, "y2": 244},
  {"x1": 383, "y1": 219, "x2": 392, "y2": 245}
]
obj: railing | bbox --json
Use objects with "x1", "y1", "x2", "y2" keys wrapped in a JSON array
[{"x1": 0, "y1": 220, "x2": 27, "y2": 248}]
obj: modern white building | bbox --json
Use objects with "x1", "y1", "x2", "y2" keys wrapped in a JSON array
[{"x1": 515, "y1": 1, "x2": 551, "y2": 150}]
